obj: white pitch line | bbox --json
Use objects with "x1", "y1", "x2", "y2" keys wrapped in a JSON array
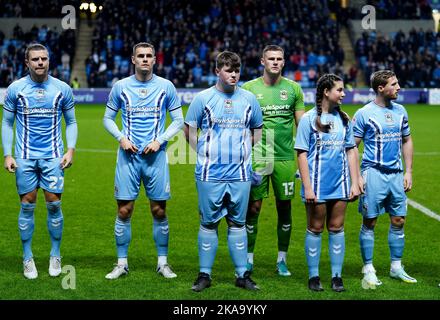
[
  {"x1": 407, "y1": 198, "x2": 440, "y2": 222},
  {"x1": 413, "y1": 152, "x2": 440, "y2": 156},
  {"x1": 76, "y1": 148, "x2": 115, "y2": 154}
]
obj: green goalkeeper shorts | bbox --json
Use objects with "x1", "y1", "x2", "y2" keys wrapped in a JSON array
[{"x1": 250, "y1": 160, "x2": 296, "y2": 201}]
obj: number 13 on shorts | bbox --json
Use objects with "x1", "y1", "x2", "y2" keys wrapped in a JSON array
[{"x1": 282, "y1": 182, "x2": 294, "y2": 196}]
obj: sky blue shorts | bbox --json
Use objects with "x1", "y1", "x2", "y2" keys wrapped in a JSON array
[
  {"x1": 114, "y1": 148, "x2": 170, "y2": 201},
  {"x1": 358, "y1": 166, "x2": 407, "y2": 218},
  {"x1": 15, "y1": 158, "x2": 64, "y2": 195},
  {"x1": 196, "y1": 180, "x2": 251, "y2": 226}
]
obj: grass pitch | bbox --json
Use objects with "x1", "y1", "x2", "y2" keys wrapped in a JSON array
[{"x1": 0, "y1": 103, "x2": 439, "y2": 300}]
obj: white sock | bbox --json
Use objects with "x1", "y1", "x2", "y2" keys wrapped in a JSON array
[
  {"x1": 391, "y1": 260, "x2": 402, "y2": 271},
  {"x1": 118, "y1": 258, "x2": 128, "y2": 266},
  {"x1": 158, "y1": 255, "x2": 167, "y2": 267},
  {"x1": 363, "y1": 263, "x2": 374, "y2": 273},
  {"x1": 277, "y1": 251, "x2": 287, "y2": 263},
  {"x1": 247, "y1": 253, "x2": 254, "y2": 264}
]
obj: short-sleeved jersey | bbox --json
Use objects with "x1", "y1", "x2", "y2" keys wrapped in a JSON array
[
  {"x1": 294, "y1": 107, "x2": 356, "y2": 200},
  {"x1": 242, "y1": 77, "x2": 305, "y2": 160},
  {"x1": 106, "y1": 74, "x2": 181, "y2": 153},
  {"x1": 3, "y1": 75, "x2": 75, "y2": 159},
  {"x1": 185, "y1": 86, "x2": 263, "y2": 182},
  {"x1": 353, "y1": 101, "x2": 410, "y2": 171}
]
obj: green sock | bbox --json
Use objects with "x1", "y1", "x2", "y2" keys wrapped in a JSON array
[{"x1": 246, "y1": 213, "x2": 260, "y2": 253}]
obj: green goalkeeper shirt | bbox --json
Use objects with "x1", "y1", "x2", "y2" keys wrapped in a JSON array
[{"x1": 242, "y1": 77, "x2": 305, "y2": 160}]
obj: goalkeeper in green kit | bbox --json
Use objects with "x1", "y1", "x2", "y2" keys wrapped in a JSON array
[{"x1": 242, "y1": 45, "x2": 305, "y2": 276}]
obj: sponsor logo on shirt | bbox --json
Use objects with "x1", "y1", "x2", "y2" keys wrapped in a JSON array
[
  {"x1": 126, "y1": 106, "x2": 160, "y2": 116},
  {"x1": 22, "y1": 106, "x2": 55, "y2": 117}
]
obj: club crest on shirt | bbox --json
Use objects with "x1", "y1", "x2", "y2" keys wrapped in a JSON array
[
  {"x1": 256, "y1": 94, "x2": 264, "y2": 100},
  {"x1": 224, "y1": 99, "x2": 233, "y2": 114},
  {"x1": 280, "y1": 90, "x2": 288, "y2": 101},
  {"x1": 138, "y1": 88, "x2": 148, "y2": 98},
  {"x1": 35, "y1": 89, "x2": 45, "y2": 100},
  {"x1": 384, "y1": 112, "x2": 394, "y2": 124},
  {"x1": 328, "y1": 120, "x2": 336, "y2": 132}
]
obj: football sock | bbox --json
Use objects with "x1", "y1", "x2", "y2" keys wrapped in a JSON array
[
  {"x1": 277, "y1": 204, "x2": 292, "y2": 252},
  {"x1": 158, "y1": 255, "x2": 167, "y2": 267},
  {"x1": 246, "y1": 213, "x2": 259, "y2": 253},
  {"x1": 19, "y1": 202, "x2": 36, "y2": 261},
  {"x1": 305, "y1": 229, "x2": 322, "y2": 278},
  {"x1": 391, "y1": 260, "x2": 402, "y2": 270},
  {"x1": 153, "y1": 217, "x2": 169, "y2": 257},
  {"x1": 388, "y1": 224, "x2": 404, "y2": 265},
  {"x1": 359, "y1": 224, "x2": 375, "y2": 264},
  {"x1": 277, "y1": 251, "x2": 287, "y2": 263},
  {"x1": 117, "y1": 258, "x2": 128, "y2": 266},
  {"x1": 227, "y1": 226, "x2": 247, "y2": 278},
  {"x1": 329, "y1": 228, "x2": 345, "y2": 277},
  {"x1": 198, "y1": 225, "x2": 218, "y2": 275},
  {"x1": 46, "y1": 201, "x2": 63, "y2": 257},
  {"x1": 115, "y1": 216, "x2": 131, "y2": 258},
  {"x1": 247, "y1": 252, "x2": 254, "y2": 264}
]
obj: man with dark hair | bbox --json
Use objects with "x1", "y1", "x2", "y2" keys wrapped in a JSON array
[
  {"x1": 103, "y1": 42, "x2": 183, "y2": 280},
  {"x1": 184, "y1": 51, "x2": 263, "y2": 292},
  {"x1": 353, "y1": 70, "x2": 416, "y2": 289},
  {"x1": 242, "y1": 45, "x2": 305, "y2": 276},
  {"x1": 2, "y1": 43, "x2": 78, "y2": 279}
]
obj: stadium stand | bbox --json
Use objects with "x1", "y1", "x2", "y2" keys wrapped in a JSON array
[
  {"x1": 86, "y1": 0, "x2": 346, "y2": 88},
  {"x1": 359, "y1": 0, "x2": 434, "y2": 19},
  {"x1": 0, "y1": 24, "x2": 76, "y2": 87},
  {"x1": 354, "y1": 28, "x2": 440, "y2": 87},
  {"x1": 0, "y1": 0, "x2": 81, "y2": 18},
  {"x1": 349, "y1": 1, "x2": 439, "y2": 87},
  {"x1": 0, "y1": 0, "x2": 79, "y2": 87},
  {"x1": 0, "y1": 0, "x2": 438, "y2": 89}
]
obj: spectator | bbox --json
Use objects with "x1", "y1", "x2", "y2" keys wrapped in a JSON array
[
  {"x1": 355, "y1": 28, "x2": 440, "y2": 88},
  {"x1": 71, "y1": 77, "x2": 80, "y2": 89}
]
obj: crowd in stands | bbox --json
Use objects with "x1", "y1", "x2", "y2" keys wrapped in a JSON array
[
  {"x1": 0, "y1": 0, "x2": 82, "y2": 18},
  {"x1": 86, "y1": 0, "x2": 346, "y2": 88},
  {"x1": 355, "y1": 28, "x2": 440, "y2": 88},
  {"x1": 0, "y1": 25, "x2": 76, "y2": 87},
  {"x1": 362, "y1": 0, "x2": 433, "y2": 19},
  {"x1": 1, "y1": 0, "x2": 439, "y2": 89},
  {"x1": 0, "y1": 0, "x2": 79, "y2": 87}
]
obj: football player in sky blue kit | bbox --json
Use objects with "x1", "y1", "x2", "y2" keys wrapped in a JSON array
[
  {"x1": 295, "y1": 74, "x2": 360, "y2": 292},
  {"x1": 2, "y1": 43, "x2": 78, "y2": 279},
  {"x1": 184, "y1": 51, "x2": 263, "y2": 292},
  {"x1": 103, "y1": 42, "x2": 183, "y2": 280},
  {"x1": 353, "y1": 70, "x2": 416, "y2": 289}
]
